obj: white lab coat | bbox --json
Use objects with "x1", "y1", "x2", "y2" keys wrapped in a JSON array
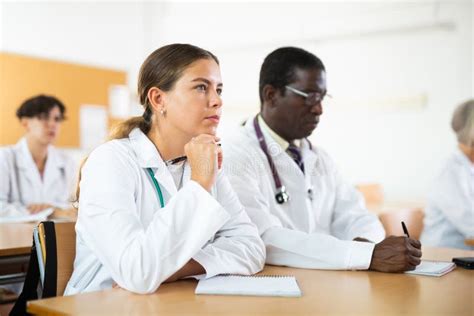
[
  {"x1": 421, "y1": 148, "x2": 474, "y2": 250},
  {"x1": 223, "y1": 117, "x2": 385, "y2": 270},
  {"x1": 0, "y1": 138, "x2": 76, "y2": 217},
  {"x1": 64, "y1": 128, "x2": 265, "y2": 295}
]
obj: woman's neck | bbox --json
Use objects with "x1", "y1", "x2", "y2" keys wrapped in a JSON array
[
  {"x1": 26, "y1": 136, "x2": 48, "y2": 174},
  {"x1": 147, "y1": 126, "x2": 190, "y2": 162},
  {"x1": 459, "y1": 143, "x2": 474, "y2": 163}
]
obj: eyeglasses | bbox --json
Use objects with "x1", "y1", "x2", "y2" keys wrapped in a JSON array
[{"x1": 285, "y1": 85, "x2": 331, "y2": 105}]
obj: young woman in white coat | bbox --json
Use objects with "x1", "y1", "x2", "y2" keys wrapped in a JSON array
[
  {"x1": 421, "y1": 100, "x2": 474, "y2": 249},
  {"x1": 64, "y1": 44, "x2": 265, "y2": 295},
  {"x1": 0, "y1": 95, "x2": 77, "y2": 218}
]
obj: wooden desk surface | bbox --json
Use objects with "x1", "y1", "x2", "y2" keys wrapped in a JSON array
[
  {"x1": 27, "y1": 247, "x2": 473, "y2": 315},
  {"x1": 0, "y1": 223, "x2": 35, "y2": 256}
]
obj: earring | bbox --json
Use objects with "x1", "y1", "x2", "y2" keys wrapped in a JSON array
[{"x1": 160, "y1": 108, "x2": 166, "y2": 116}]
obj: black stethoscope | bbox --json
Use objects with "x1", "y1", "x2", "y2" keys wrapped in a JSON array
[{"x1": 253, "y1": 115, "x2": 313, "y2": 204}]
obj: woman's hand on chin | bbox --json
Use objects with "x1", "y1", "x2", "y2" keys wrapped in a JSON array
[{"x1": 185, "y1": 134, "x2": 221, "y2": 192}]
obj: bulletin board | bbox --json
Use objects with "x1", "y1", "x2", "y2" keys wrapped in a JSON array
[{"x1": 0, "y1": 52, "x2": 126, "y2": 147}]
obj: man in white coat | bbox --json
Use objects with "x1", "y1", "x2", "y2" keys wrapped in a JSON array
[
  {"x1": 224, "y1": 47, "x2": 422, "y2": 272},
  {"x1": 0, "y1": 95, "x2": 77, "y2": 219}
]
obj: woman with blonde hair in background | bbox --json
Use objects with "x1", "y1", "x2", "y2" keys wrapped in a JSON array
[
  {"x1": 421, "y1": 99, "x2": 474, "y2": 249},
  {"x1": 64, "y1": 44, "x2": 265, "y2": 295}
]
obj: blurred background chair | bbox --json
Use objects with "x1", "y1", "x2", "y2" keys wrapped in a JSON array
[
  {"x1": 356, "y1": 183, "x2": 384, "y2": 208},
  {"x1": 378, "y1": 208, "x2": 424, "y2": 239},
  {"x1": 356, "y1": 183, "x2": 424, "y2": 239}
]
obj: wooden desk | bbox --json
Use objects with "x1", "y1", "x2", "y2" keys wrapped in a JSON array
[
  {"x1": 0, "y1": 223, "x2": 35, "y2": 257},
  {"x1": 0, "y1": 223, "x2": 35, "y2": 286},
  {"x1": 27, "y1": 247, "x2": 473, "y2": 315}
]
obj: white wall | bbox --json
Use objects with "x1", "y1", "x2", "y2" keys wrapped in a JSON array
[
  {"x1": 1, "y1": 1, "x2": 472, "y2": 202},
  {"x1": 0, "y1": 1, "x2": 154, "y2": 167},
  {"x1": 146, "y1": 1, "x2": 473, "y2": 202},
  {"x1": 0, "y1": 1, "x2": 148, "y2": 90}
]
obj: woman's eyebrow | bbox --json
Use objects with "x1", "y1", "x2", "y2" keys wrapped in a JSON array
[{"x1": 191, "y1": 77, "x2": 223, "y2": 87}]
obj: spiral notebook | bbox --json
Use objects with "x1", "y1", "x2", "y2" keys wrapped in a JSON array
[
  {"x1": 195, "y1": 274, "x2": 301, "y2": 297},
  {"x1": 405, "y1": 260, "x2": 456, "y2": 277}
]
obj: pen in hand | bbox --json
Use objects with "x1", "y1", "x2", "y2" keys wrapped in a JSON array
[{"x1": 401, "y1": 221, "x2": 410, "y2": 238}]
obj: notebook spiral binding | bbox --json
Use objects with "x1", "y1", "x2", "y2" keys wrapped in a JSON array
[{"x1": 220, "y1": 274, "x2": 293, "y2": 278}]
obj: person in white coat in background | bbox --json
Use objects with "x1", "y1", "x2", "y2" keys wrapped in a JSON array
[
  {"x1": 421, "y1": 100, "x2": 474, "y2": 250},
  {"x1": 224, "y1": 47, "x2": 422, "y2": 272},
  {"x1": 65, "y1": 44, "x2": 265, "y2": 295},
  {"x1": 0, "y1": 95, "x2": 77, "y2": 219}
]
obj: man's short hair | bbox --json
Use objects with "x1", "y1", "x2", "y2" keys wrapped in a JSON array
[
  {"x1": 452, "y1": 99, "x2": 474, "y2": 147},
  {"x1": 259, "y1": 47, "x2": 325, "y2": 104},
  {"x1": 16, "y1": 94, "x2": 66, "y2": 120}
]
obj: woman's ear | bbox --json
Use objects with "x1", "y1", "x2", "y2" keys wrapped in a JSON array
[{"x1": 147, "y1": 87, "x2": 166, "y2": 113}]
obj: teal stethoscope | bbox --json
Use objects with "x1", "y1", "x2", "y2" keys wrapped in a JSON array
[
  {"x1": 146, "y1": 168, "x2": 165, "y2": 208},
  {"x1": 145, "y1": 155, "x2": 187, "y2": 208}
]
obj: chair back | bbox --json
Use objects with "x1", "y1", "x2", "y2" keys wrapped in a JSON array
[
  {"x1": 38, "y1": 221, "x2": 76, "y2": 296},
  {"x1": 356, "y1": 183, "x2": 384, "y2": 207},
  {"x1": 10, "y1": 221, "x2": 76, "y2": 315},
  {"x1": 379, "y1": 208, "x2": 424, "y2": 240}
]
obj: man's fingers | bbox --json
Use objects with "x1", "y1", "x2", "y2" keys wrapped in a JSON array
[
  {"x1": 405, "y1": 264, "x2": 417, "y2": 271},
  {"x1": 407, "y1": 254, "x2": 421, "y2": 267},
  {"x1": 408, "y1": 244, "x2": 422, "y2": 258},
  {"x1": 408, "y1": 238, "x2": 421, "y2": 249}
]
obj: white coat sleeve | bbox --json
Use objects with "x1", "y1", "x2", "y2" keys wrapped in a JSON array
[
  {"x1": 330, "y1": 167, "x2": 386, "y2": 243},
  {"x1": 76, "y1": 145, "x2": 231, "y2": 294},
  {"x1": 0, "y1": 148, "x2": 28, "y2": 217},
  {"x1": 192, "y1": 172, "x2": 265, "y2": 277},
  {"x1": 225, "y1": 146, "x2": 376, "y2": 270},
  {"x1": 428, "y1": 167, "x2": 474, "y2": 238}
]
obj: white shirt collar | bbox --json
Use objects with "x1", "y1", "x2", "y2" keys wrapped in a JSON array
[
  {"x1": 15, "y1": 137, "x2": 64, "y2": 169},
  {"x1": 257, "y1": 115, "x2": 301, "y2": 150},
  {"x1": 128, "y1": 128, "x2": 165, "y2": 169}
]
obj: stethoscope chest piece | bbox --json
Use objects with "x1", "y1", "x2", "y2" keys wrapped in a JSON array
[{"x1": 275, "y1": 186, "x2": 290, "y2": 204}]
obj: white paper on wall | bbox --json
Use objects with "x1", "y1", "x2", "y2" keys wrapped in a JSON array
[
  {"x1": 109, "y1": 85, "x2": 130, "y2": 118},
  {"x1": 80, "y1": 104, "x2": 108, "y2": 151}
]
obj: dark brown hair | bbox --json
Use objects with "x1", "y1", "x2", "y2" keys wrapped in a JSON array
[{"x1": 16, "y1": 94, "x2": 66, "y2": 120}]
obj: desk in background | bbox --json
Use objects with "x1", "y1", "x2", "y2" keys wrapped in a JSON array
[
  {"x1": 465, "y1": 238, "x2": 474, "y2": 247},
  {"x1": 0, "y1": 223, "x2": 36, "y2": 286},
  {"x1": 27, "y1": 247, "x2": 473, "y2": 315},
  {"x1": 0, "y1": 223, "x2": 36, "y2": 257}
]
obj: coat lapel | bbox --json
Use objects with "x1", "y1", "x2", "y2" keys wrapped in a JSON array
[
  {"x1": 42, "y1": 146, "x2": 66, "y2": 190},
  {"x1": 15, "y1": 138, "x2": 42, "y2": 188},
  {"x1": 128, "y1": 128, "x2": 178, "y2": 199}
]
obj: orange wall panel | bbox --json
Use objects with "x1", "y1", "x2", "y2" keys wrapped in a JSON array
[{"x1": 0, "y1": 52, "x2": 126, "y2": 147}]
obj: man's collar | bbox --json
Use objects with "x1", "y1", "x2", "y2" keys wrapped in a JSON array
[{"x1": 257, "y1": 115, "x2": 301, "y2": 150}]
